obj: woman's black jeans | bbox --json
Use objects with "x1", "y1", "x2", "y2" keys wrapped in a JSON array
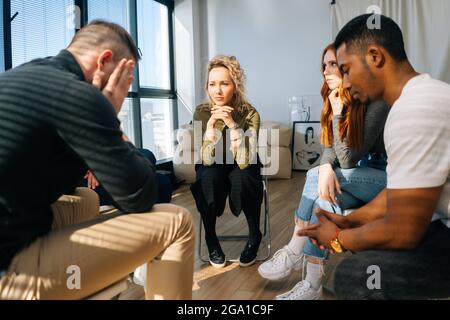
[{"x1": 191, "y1": 163, "x2": 263, "y2": 253}]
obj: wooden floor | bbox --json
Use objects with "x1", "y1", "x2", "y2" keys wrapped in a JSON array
[{"x1": 119, "y1": 171, "x2": 346, "y2": 300}]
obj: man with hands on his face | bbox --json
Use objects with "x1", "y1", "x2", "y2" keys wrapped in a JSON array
[{"x1": 0, "y1": 20, "x2": 194, "y2": 300}]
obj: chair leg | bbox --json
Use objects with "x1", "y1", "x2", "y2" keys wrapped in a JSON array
[
  {"x1": 197, "y1": 216, "x2": 210, "y2": 263},
  {"x1": 258, "y1": 180, "x2": 271, "y2": 261}
]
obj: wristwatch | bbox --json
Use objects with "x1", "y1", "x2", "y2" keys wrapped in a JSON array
[{"x1": 330, "y1": 229, "x2": 346, "y2": 253}]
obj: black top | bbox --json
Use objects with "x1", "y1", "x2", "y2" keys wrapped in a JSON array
[{"x1": 0, "y1": 50, "x2": 157, "y2": 272}]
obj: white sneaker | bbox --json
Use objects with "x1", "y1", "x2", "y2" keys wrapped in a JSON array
[
  {"x1": 276, "y1": 280, "x2": 323, "y2": 300},
  {"x1": 258, "y1": 246, "x2": 304, "y2": 280},
  {"x1": 133, "y1": 264, "x2": 147, "y2": 289}
]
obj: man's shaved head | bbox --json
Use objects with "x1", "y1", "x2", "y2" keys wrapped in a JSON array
[{"x1": 68, "y1": 20, "x2": 141, "y2": 62}]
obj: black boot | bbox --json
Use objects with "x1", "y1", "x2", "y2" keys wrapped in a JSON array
[
  {"x1": 197, "y1": 201, "x2": 226, "y2": 268},
  {"x1": 207, "y1": 239, "x2": 226, "y2": 268},
  {"x1": 239, "y1": 230, "x2": 262, "y2": 267}
]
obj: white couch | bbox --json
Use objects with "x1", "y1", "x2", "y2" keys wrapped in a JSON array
[{"x1": 173, "y1": 122, "x2": 292, "y2": 184}]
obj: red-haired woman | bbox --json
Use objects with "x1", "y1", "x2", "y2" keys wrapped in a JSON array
[{"x1": 258, "y1": 44, "x2": 389, "y2": 300}]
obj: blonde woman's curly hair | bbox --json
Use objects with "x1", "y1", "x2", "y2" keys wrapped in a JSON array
[{"x1": 204, "y1": 55, "x2": 250, "y2": 114}]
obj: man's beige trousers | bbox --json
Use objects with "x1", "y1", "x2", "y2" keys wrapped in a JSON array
[{"x1": 0, "y1": 188, "x2": 195, "y2": 300}]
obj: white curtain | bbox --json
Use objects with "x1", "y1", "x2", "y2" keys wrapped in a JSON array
[{"x1": 331, "y1": 0, "x2": 450, "y2": 83}]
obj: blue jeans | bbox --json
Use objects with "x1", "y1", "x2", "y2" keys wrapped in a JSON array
[{"x1": 295, "y1": 165, "x2": 387, "y2": 260}]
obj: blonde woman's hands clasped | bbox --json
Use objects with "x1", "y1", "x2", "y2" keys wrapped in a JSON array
[
  {"x1": 206, "y1": 105, "x2": 239, "y2": 143},
  {"x1": 210, "y1": 105, "x2": 236, "y2": 129}
]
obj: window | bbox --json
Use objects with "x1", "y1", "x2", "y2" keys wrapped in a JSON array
[
  {"x1": 141, "y1": 98, "x2": 174, "y2": 161},
  {"x1": 88, "y1": 0, "x2": 176, "y2": 161},
  {"x1": 10, "y1": 0, "x2": 74, "y2": 68},
  {"x1": 137, "y1": 0, "x2": 170, "y2": 89},
  {"x1": 0, "y1": 0, "x2": 4, "y2": 72},
  {"x1": 118, "y1": 98, "x2": 136, "y2": 144},
  {"x1": 87, "y1": 0, "x2": 130, "y2": 31}
]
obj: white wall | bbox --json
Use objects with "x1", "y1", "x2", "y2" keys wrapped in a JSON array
[
  {"x1": 175, "y1": 0, "x2": 333, "y2": 126},
  {"x1": 331, "y1": 0, "x2": 450, "y2": 84}
]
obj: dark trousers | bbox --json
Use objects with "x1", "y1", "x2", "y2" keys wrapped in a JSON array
[
  {"x1": 79, "y1": 149, "x2": 173, "y2": 205},
  {"x1": 334, "y1": 220, "x2": 450, "y2": 299},
  {"x1": 191, "y1": 164, "x2": 263, "y2": 252}
]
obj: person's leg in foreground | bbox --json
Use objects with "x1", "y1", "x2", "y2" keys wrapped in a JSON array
[{"x1": 0, "y1": 188, "x2": 195, "y2": 300}]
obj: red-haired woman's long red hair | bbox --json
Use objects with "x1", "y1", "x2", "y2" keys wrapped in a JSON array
[{"x1": 320, "y1": 44, "x2": 366, "y2": 151}]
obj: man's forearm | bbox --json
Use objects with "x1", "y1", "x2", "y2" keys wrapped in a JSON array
[
  {"x1": 339, "y1": 217, "x2": 397, "y2": 252},
  {"x1": 346, "y1": 189, "x2": 387, "y2": 228},
  {"x1": 339, "y1": 187, "x2": 442, "y2": 252}
]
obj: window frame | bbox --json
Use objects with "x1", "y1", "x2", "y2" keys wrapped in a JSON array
[{"x1": 3, "y1": 0, "x2": 12, "y2": 70}]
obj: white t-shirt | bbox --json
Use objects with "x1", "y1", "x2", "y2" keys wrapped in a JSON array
[{"x1": 385, "y1": 74, "x2": 450, "y2": 226}]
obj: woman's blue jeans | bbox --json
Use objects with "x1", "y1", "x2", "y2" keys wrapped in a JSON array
[{"x1": 295, "y1": 165, "x2": 387, "y2": 260}]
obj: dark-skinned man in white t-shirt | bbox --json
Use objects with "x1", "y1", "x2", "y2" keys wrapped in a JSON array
[{"x1": 299, "y1": 14, "x2": 450, "y2": 299}]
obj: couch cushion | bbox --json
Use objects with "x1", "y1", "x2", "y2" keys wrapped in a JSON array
[
  {"x1": 260, "y1": 122, "x2": 292, "y2": 147},
  {"x1": 175, "y1": 125, "x2": 195, "y2": 152},
  {"x1": 173, "y1": 150, "x2": 198, "y2": 184},
  {"x1": 259, "y1": 146, "x2": 292, "y2": 179}
]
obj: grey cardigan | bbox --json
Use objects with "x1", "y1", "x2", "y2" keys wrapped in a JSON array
[{"x1": 320, "y1": 100, "x2": 390, "y2": 169}]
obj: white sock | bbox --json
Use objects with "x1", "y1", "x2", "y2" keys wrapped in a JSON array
[
  {"x1": 287, "y1": 225, "x2": 307, "y2": 255},
  {"x1": 305, "y1": 261, "x2": 324, "y2": 290}
]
